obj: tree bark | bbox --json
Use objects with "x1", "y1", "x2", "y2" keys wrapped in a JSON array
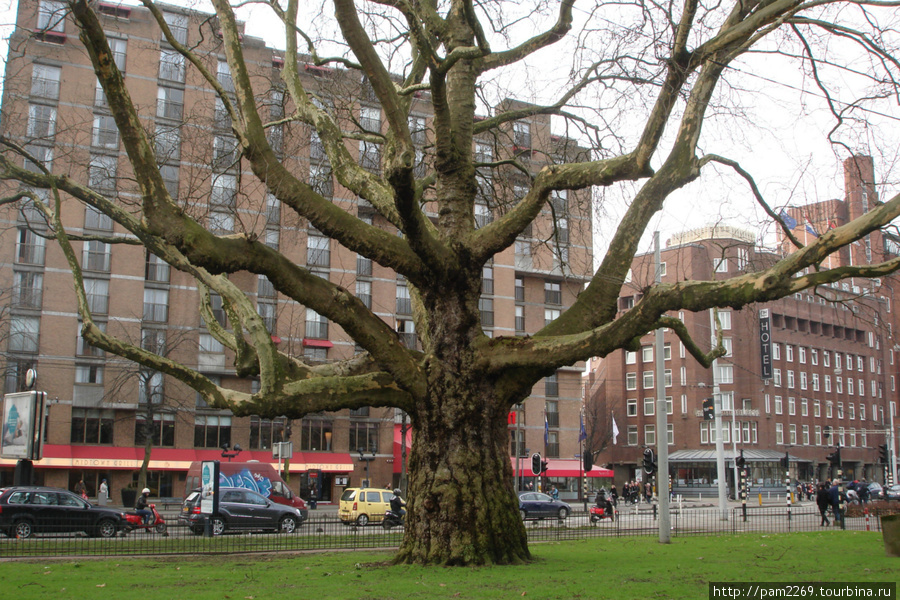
[{"x1": 397, "y1": 384, "x2": 530, "y2": 565}]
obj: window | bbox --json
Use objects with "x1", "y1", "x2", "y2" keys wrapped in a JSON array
[
  {"x1": 716, "y1": 363, "x2": 733, "y2": 384},
  {"x1": 641, "y1": 346, "x2": 653, "y2": 363},
  {"x1": 837, "y1": 402, "x2": 844, "y2": 419},
  {"x1": 774, "y1": 396, "x2": 783, "y2": 415},
  {"x1": 356, "y1": 280, "x2": 372, "y2": 309},
  {"x1": 213, "y1": 135, "x2": 240, "y2": 169},
  {"x1": 515, "y1": 277, "x2": 524, "y2": 302},
  {"x1": 359, "y1": 106, "x2": 380, "y2": 132},
  {"x1": 158, "y1": 48, "x2": 185, "y2": 82},
  {"x1": 298, "y1": 417, "x2": 333, "y2": 451},
  {"x1": 515, "y1": 241, "x2": 532, "y2": 270},
  {"x1": 479, "y1": 297, "x2": 494, "y2": 328},
  {"x1": 309, "y1": 163, "x2": 333, "y2": 198},
  {"x1": 38, "y1": 1, "x2": 66, "y2": 33},
  {"x1": 397, "y1": 319, "x2": 416, "y2": 349},
  {"x1": 545, "y1": 373, "x2": 559, "y2": 398},
  {"x1": 307, "y1": 233, "x2": 330, "y2": 268},
  {"x1": 812, "y1": 373, "x2": 820, "y2": 392},
  {"x1": 626, "y1": 398, "x2": 637, "y2": 417},
  {"x1": 31, "y1": 64, "x2": 60, "y2": 99},
  {"x1": 514, "y1": 305, "x2": 525, "y2": 334},
  {"x1": 107, "y1": 36, "x2": 126, "y2": 70},
  {"x1": 349, "y1": 421, "x2": 379, "y2": 453},
  {"x1": 409, "y1": 115, "x2": 427, "y2": 145},
  {"x1": 28, "y1": 104, "x2": 57, "y2": 139},
  {"x1": 82, "y1": 240, "x2": 111, "y2": 271},
  {"x1": 217, "y1": 60, "x2": 234, "y2": 93},
  {"x1": 714, "y1": 257, "x2": 728, "y2": 273},
  {"x1": 799, "y1": 347, "x2": 806, "y2": 364},
  {"x1": 154, "y1": 123, "x2": 181, "y2": 162},
  {"x1": 643, "y1": 397, "x2": 654, "y2": 416},
  {"x1": 359, "y1": 140, "x2": 381, "y2": 173},
  {"x1": 248, "y1": 416, "x2": 286, "y2": 451},
  {"x1": 513, "y1": 121, "x2": 531, "y2": 149},
  {"x1": 9, "y1": 316, "x2": 39, "y2": 353},
  {"x1": 642, "y1": 371, "x2": 654, "y2": 389},
  {"x1": 625, "y1": 351, "x2": 636, "y2": 365},
  {"x1": 799, "y1": 371, "x2": 808, "y2": 390},
  {"x1": 258, "y1": 300, "x2": 276, "y2": 332},
  {"x1": 141, "y1": 328, "x2": 165, "y2": 356},
  {"x1": 13, "y1": 271, "x2": 43, "y2": 309},
  {"x1": 162, "y1": 11, "x2": 188, "y2": 45},
  {"x1": 789, "y1": 424, "x2": 797, "y2": 445},
  {"x1": 84, "y1": 278, "x2": 109, "y2": 314},
  {"x1": 15, "y1": 229, "x2": 46, "y2": 266},
  {"x1": 626, "y1": 373, "x2": 637, "y2": 390},
  {"x1": 544, "y1": 308, "x2": 560, "y2": 326},
  {"x1": 788, "y1": 396, "x2": 796, "y2": 415},
  {"x1": 544, "y1": 281, "x2": 561, "y2": 305},
  {"x1": 305, "y1": 308, "x2": 328, "y2": 339},
  {"x1": 786, "y1": 345, "x2": 794, "y2": 362},
  {"x1": 627, "y1": 425, "x2": 638, "y2": 446},
  {"x1": 801, "y1": 397, "x2": 808, "y2": 416},
  {"x1": 75, "y1": 362, "x2": 103, "y2": 384},
  {"x1": 396, "y1": 283, "x2": 411, "y2": 315},
  {"x1": 84, "y1": 205, "x2": 113, "y2": 231},
  {"x1": 211, "y1": 173, "x2": 237, "y2": 208},
  {"x1": 135, "y1": 413, "x2": 175, "y2": 447},
  {"x1": 644, "y1": 424, "x2": 656, "y2": 446},
  {"x1": 88, "y1": 155, "x2": 117, "y2": 192},
  {"x1": 775, "y1": 423, "x2": 784, "y2": 445},
  {"x1": 71, "y1": 408, "x2": 114, "y2": 444},
  {"x1": 145, "y1": 252, "x2": 170, "y2": 283},
  {"x1": 143, "y1": 287, "x2": 168, "y2": 322},
  {"x1": 23, "y1": 144, "x2": 53, "y2": 173},
  {"x1": 356, "y1": 253, "x2": 372, "y2": 277},
  {"x1": 717, "y1": 310, "x2": 732, "y2": 330},
  {"x1": 209, "y1": 211, "x2": 233, "y2": 234},
  {"x1": 156, "y1": 86, "x2": 183, "y2": 120},
  {"x1": 199, "y1": 332, "x2": 224, "y2": 355},
  {"x1": 139, "y1": 369, "x2": 164, "y2": 404},
  {"x1": 161, "y1": 165, "x2": 179, "y2": 198},
  {"x1": 786, "y1": 370, "x2": 795, "y2": 389},
  {"x1": 811, "y1": 348, "x2": 818, "y2": 365},
  {"x1": 194, "y1": 414, "x2": 231, "y2": 448}
]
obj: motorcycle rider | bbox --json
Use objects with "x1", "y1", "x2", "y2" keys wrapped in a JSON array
[
  {"x1": 135, "y1": 488, "x2": 153, "y2": 524},
  {"x1": 390, "y1": 488, "x2": 407, "y2": 520}
]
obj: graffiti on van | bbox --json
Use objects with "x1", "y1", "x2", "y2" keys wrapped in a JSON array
[{"x1": 219, "y1": 468, "x2": 274, "y2": 498}]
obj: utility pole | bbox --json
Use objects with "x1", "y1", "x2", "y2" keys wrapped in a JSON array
[{"x1": 654, "y1": 232, "x2": 671, "y2": 542}]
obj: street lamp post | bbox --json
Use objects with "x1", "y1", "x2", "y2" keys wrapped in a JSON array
[
  {"x1": 357, "y1": 448, "x2": 375, "y2": 488},
  {"x1": 221, "y1": 443, "x2": 242, "y2": 462}
]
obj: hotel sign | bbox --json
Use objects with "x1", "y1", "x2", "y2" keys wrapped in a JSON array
[{"x1": 759, "y1": 309, "x2": 772, "y2": 380}]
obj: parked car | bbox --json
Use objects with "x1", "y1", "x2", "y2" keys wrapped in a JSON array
[
  {"x1": 180, "y1": 487, "x2": 306, "y2": 535},
  {"x1": 518, "y1": 492, "x2": 570, "y2": 520},
  {"x1": 867, "y1": 482, "x2": 884, "y2": 500},
  {"x1": 884, "y1": 484, "x2": 900, "y2": 501},
  {"x1": 339, "y1": 487, "x2": 395, "y2": 526},
  {"x1": 0, "y1": 486, "x2": 125, "y2": 539}
]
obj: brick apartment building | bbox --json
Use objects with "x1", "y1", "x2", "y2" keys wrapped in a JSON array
[
  {"x1": 0, "y1": 2, "x2": 593, "y2": 503},
  {"x1": 587, "y1": 156, "x2": 899, "y2": 496}
]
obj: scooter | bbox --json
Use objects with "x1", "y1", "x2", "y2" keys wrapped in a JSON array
[
  {"x1": 381, "y1": 509, "x2": 404, "y2": 530},
  {"x1": 589, "y1": 504, "x2": 616, "y2": 523},
  {"x1": 123, "y1": 504, "x2": 168, "y2": 535}
]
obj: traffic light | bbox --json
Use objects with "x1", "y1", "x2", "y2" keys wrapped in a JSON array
[
  {"x1": 823, "y1": 426, "x2": 832, "y2": 442},
  {"x1": 702, "y1": 398, "x2": 715, "y2": 421},
  {"x1": 531, "y1": 453, "x2": 542, "y2": 476},
  {"x1": 826, "y1": 447, "x2": 842, "y2": 467},
  {"x1": 736, "y1": 449, "x2": 746, "y2": 469},
  {"x1": 879, "y1": 444, "x2": 889, "y2": 464},
  {"x1": 541, "y1": 459, "x2": 549, "y2": 474},
  {"x1": 643, "y1": 448, "x2": 657, "y2": 475},
  {"x1": 583, "y1": 451, "x2": 593, "y2": 472},
  {"x1": 780, "y1": 452, "x2": 789, "y2": 469}
]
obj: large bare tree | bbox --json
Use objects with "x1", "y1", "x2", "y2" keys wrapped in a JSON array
[{"x1": 1, "y1": 0, "x2": 899, "y2": 565}]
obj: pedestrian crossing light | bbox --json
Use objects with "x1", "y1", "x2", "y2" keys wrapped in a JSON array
[
  {"x1": 879, "y1": 444, "x2": 889, "y2": 464},
  {"x1": 702, "y1": 398, "x2": 715, "y2": 421}
]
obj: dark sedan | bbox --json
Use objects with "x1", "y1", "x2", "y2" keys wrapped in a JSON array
[
  {"x1": 518, "y1": 492, "x2": 571, "y2": 520},
  {"x1": 885, "y1": 484, "x2": 900, "y2": 501},
  {"x1": 0, "y1": 486, "x2": 125, "y2": 539},
  {"x1": 180, "y1": 487, "x2": 305, "y2": 535}
]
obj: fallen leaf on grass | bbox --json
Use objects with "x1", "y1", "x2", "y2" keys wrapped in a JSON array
[{"x1": 96, "y1": 584, "x2": 106, "y2": 588}]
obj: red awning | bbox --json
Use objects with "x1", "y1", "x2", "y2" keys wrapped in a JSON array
[
  {"x1": 510, "y1": 457, "x2": 613, "y2": 478},
  {"x1": 302, "y1": 338, "x2": 333, "y2": 348}
]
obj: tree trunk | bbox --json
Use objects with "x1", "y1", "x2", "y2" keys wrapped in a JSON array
[{"x1": 395, "y1": 384, "x2": 531, "y2": 565}]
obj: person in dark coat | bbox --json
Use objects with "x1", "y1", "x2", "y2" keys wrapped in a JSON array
[{"x1": 815, "y1": 483, "x2": 831, "y2": 526}]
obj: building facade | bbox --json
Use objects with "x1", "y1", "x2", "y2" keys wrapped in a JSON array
[
  {"x1": 587, "y1": 157, "x2": 898, "y2": 495},
  {"x1": 0, "y1": 2, "x2": 592, "y2": 502}
]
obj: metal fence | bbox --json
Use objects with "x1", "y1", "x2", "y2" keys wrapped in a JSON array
[{"x1": 0, "y1": 504, "x2": 894, "y2": 559}]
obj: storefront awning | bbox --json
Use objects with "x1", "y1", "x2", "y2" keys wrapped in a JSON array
[
  {"x1": 392, "y1": 424, "x2": 413, "y2": 474},
  {"x1": 510, "y1": 457, "x2": 613, "y2": 478},
  {"x1": 0, "y1": 445, "x2": 355, "y2": 473}
]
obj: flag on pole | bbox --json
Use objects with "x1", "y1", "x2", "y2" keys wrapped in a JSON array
[
  {"x1": 805, "y1": 217, "x2": 819, "y2": 237},
  {"x1": 612, "y1": 416, "x2": 620, "y2": 445},
  {"x1": 544, "y1": 413, "x2": 549, "y2": 445},
  {"x1": 778, "y1": 210, "x2": 797, "y2": 230},
  {"x1": 579, "y1": 412, "x2": 587, "y2": 442}
]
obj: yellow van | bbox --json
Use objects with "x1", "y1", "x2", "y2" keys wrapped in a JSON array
[{"x1": 338, "y1": 487, "x2": 394, "y2": 525}]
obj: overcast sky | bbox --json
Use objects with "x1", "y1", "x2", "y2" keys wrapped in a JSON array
[{"x1": 1, "y1": 0, "x2": 897, "y2": 258}]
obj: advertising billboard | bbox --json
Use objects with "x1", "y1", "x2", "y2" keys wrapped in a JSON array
[{"x1": 1, "y1": 391, "x2": 47, "y2": 461}]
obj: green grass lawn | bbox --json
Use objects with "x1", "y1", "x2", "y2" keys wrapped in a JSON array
[{"x1": 1, "y1": 532, "x2": 896, "y2": 600}]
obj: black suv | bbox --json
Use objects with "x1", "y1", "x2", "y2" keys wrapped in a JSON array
[
  {"x1": 0, "y1": 486, "x2": 126, "y2": 539},
  {"x1": 180, "y1": 487, "x2": 306, "y2": 535}
]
